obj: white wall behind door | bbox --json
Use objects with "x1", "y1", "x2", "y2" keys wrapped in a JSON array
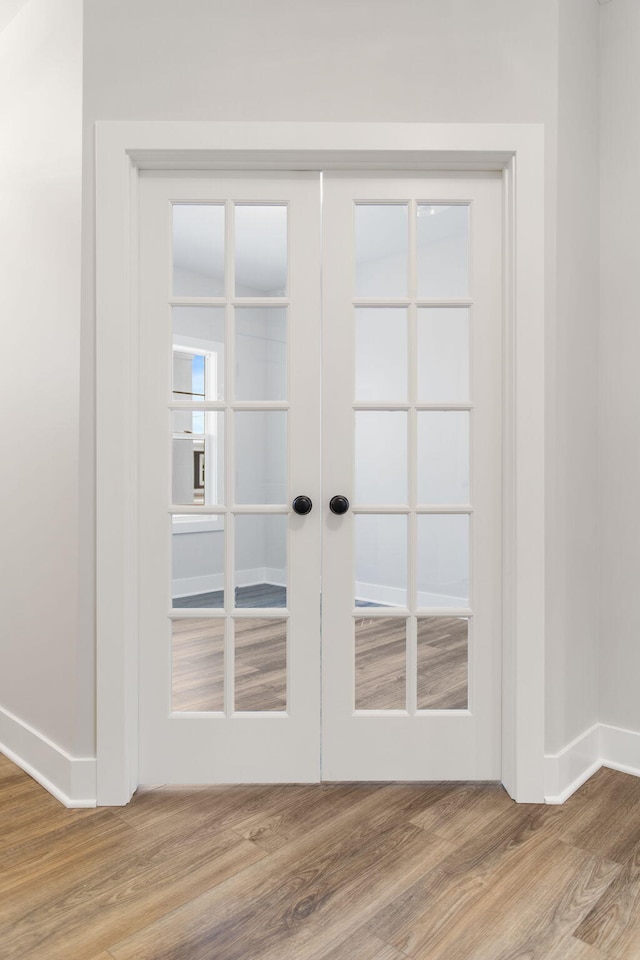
[
  {"x1": 599, "y1": 0, "x2": 640, "y2": 738},
  {"x1": 0, "y1": 0, "x2": 603, "y2": 784},
  {"x1": 0, "y1": 0, "x2": 87, "y2": 761},
  {"x1": 78, "y1": 0, "x2": 599, "y2": 760}
]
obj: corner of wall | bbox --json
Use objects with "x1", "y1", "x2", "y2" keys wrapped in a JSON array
[
  {"x1": 544, "y1": 722, "x2": 640, "y2": 803},
  {"x1": 0, "y1": 706, "x2": 96, "y2": 808}
]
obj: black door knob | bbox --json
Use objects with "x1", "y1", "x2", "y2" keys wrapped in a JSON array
[
  {"x1": 292, "y1": 495, "x2": 313, "y2": 515},
  {"x1": 329, "y1": 495, "x2": 350, "y2": 515}
]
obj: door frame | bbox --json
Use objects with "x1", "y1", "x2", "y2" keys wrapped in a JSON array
[{"x1": 95, "y1": 121, "x2": 546, "y2": 805}]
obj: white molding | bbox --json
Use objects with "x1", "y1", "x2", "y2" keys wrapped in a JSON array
[
  {"x1": 96, "y1": 121, "x2": 546, "y2": 805},
  {"x1": 172, "y1": 573, "x2": 224, "y2": 598},
  {"x1": 544, "y1": 722, "x2": 640, "y2": 803},
  {"x1": 544, "y1": 724, "x2": 601, "y2": 803},
  {"x1": 264, "y1": 567, "x2": 286, "y2": 588},
  {"x1": 171, "y1": 517, "x2": 223, "y2": 534},
  {"x1": 354, "y1": 582, "x2": 466, "y2": 609},
  {"x1": 172, "y1": 567, "x2": 287, "y2": 599},
  {"x1": 0, "y1": 705, "x2": 96, "y2": 808},
  {"x1": 601, "y1": 723, "x2": 640, "y2": 778}
]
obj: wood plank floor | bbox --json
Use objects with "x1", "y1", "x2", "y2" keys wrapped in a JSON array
[
  {"x1": 173, "y1": 613, "x2": 468, "y2": 713},
  {"x1": 2, "y1": 755, "x2": 640, "y2": 959}
]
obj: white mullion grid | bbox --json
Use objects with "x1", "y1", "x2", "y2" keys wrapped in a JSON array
[
  {"x1": 224, "y1": 198, "x2": 235, "y2": 718},
  {"x1": 231, "y1": 297, "x2": 290, "y2": 307},
  {"x1": 415, "y1": 505, "x2": 474, "y2": 515},
  {"x1": 170, "y1": 401, "x2": 225, "y2": 411},
  {"x1": 169, "y1": 504, "x2": 227, "y2": 515},
  {"x1": 231, "y1": 401, "x2": 289, "y2": 411},
  {"x1": 415, "y1": 607, "x2": 473, "y2": 618},
  {"x1": 231, "y1": 504, "x2": 289, "y2": 515},
  {"x1": 352, "y1": 505, "x2": 410, "y2": 514},
  {"x1": 353, "y1": 606, "x2": 410, "y2": 618},
  {"x1": 351, "y1": 504, "x2": 473, "y2": 514},
  {"x1": 169, "y1": 401, "x2": 289, "y2": 411},
  {"x1": 169, "y1": 297, "x2": 227, "y2": 307},
  {"x1": 169, "y1": 607, "x2": 226, "y2": 619},
  {"x1": 352, "y1": 298, "x2": 411, "y2": 308},
  {"x1": 231, "y1": 607, "x2": 290, "y2": 620},
  {"x1": 415, "y1": 402, "x2": 473, "y2": 412},
  {"x1": 353, "y1": 401, "x2": 411, "y2": 411},
  {"x1": 468, "y1": 297, "x2": 475, "y2": 714},
  {"x1": 414, "y1": 299, "x2": 473, "y2": 308},
  {"x1": 352, "y1": 402, "x2": 474, "y2": 412},
  {"x1": 407, "y1": 198, "x2": 418, "y2": 717},
  {"x1": 351, "y1": 298, "x2": 473, "y2": 309}
]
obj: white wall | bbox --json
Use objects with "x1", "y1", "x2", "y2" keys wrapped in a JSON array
[
  {"x1": 0, "y1": 0, "x2": 85, "y2": 754},
  {"x1": 0, "y1": 0, "x2": 28, "y2": 32},
  {"x1": 599, "y1": 0, "x2": 640, "y2": 735},
  {"x1": 78, "y1": 0, "x2": 599, "y2": 761},
  {"x1": 544, "y1": 0, "x2": 601, "y2": 754}
]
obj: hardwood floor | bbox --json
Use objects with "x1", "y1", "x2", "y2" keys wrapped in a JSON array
[
  {"x1": 2, "y1": 756, "x2": 640, "y2": 959},
  {"x1": 173, "y1": 611, "x2": 468, "y2": 713}
]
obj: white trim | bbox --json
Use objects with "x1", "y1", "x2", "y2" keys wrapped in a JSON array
[
  {"x1": 354, "y1": 582, "x2": 467, "y2": 609},
  {"x1": 96, "y1": 121, "x2": 546, "y2": 805},
  {"x1": 172, "y1": 573, "x2": 224, "y2": 598},
  {"x1": 0, "y1": 706, "x2": 96, "y2": 808},
  {"x1": 172, "y1": 566, "x2": 287, "y2": 599},
  {"x1": 544, "y1": 722, "x2": 640, "y2": 803},
  {"x1": 601, "y1": 723, "x2": 640, "y2": 778},
  {"x1": 544, "y1": 724, "x2": 601, "y2": 803},
  {"x1": 171, "y1": 516, "x2": 222, "y2": 534}
]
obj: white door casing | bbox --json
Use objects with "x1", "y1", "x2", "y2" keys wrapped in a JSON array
[{"x1": 95, "y1": 122, "x2": 545, "y2": 805}]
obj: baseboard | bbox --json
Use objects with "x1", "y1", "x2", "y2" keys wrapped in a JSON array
[
  {"x1": 354, "y1": 581, "x2": 467, "y2": 608},
  {"x1": 0, "y1": 704, "x2": 96, "y2": 808},
  {"x1": 600, "y1": 723, "x2": 640, "y2": 778},
  {"x1": 172, "y1": 572, "x2": 224, "y2": 598},
  {"x1": 173, "y1": 574, "x2": 464, "y2": 607},
  {"x1": 544, "y1": 722, "x2": 640, "y2": 803},
  {"x1": 544, "y1": 724, "x2": 601, "y2": 803},
  {"x1": 172, "y1": 567, "x2": 286, "y2": 599}
]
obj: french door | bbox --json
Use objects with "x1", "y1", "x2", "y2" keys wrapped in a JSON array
[{"x1": 137, "y1": 170, "x2": 502, "y2": 784}]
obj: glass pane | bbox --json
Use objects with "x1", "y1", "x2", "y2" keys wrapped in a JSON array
[
  {"x1": 355, "y1": 514, "x2": 407, "y2": 608},
  {"x1": 417, "y1": 204, "x2": 470, "y2": 299},
  {"x1": 355, "y1": 308, "x2": 407, "y2": 402},
  {"x1": 355, "y1": 412, "x2": 407, "y2": 505},
  {"x1": 171, "y1": 618, "x2": 224, "y2": 712},
  {"x1": 235, "y1": 307, "x2": 287, "y2": 401},
  {"x1": 355, "y1": 617, "x2": 406, "y2": 710},
  {"x1": 417, "y1": 308, "x2": 469, "y2": 402},
  {"x1": 417, "y1": 514, "x2": 469, "y2": 608},
  {"x1": 417, "y1": 412, "x2": 470, "y2": 505},
  {"x1": 235, "y1": 411, "x2": 287, "y2": 504},
  {"x1": 173, "y1": 352, "x2": 206, "y2": 403},
  {"x1": 235, "y1": 205, "x2": 287, "y2": 297},
  {"x1": 235, "y1": 514, "x2": 287, "y2": 608},
  {"x1": 234, "y1": 618, "x2": 287, "y2": 711},
  {"x1": 172, "y1": 411, "x2": 224, "y2": 506},
  {"x1": 172, "y1": 516, "x2": 224, "y2": 608},
  {"x1": 172, "y1": 204, "x2": 225, "y2": 297},
  {"x1": 355, "y1": 204, "x2": 408, "y2": 298},
  {"x1": 417, "y1": 617, "x2": 468, "y2": 709},
  {"x1": 173, "y1": 306, "x2": 225, "y2": 401}
]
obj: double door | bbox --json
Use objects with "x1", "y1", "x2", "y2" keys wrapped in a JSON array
[{"x1": 138, "y1": 170, "x2": 502, "y2": 784}]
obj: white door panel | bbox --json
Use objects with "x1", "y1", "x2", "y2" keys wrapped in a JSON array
[
  {"x1": 137, "y1": 171, "x2": 502, "y2": 784},
  {"x1": 138, "y1": 173, "x2": 322, "y2": 783},
  {"x1": 321, "y1": 174, "x2": 502, "y2": 781}
]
